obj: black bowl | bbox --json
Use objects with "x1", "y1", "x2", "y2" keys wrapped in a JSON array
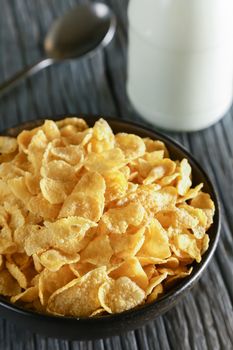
[{"x1": 0, "y1": 115, "x2": 221, "y2": 340}]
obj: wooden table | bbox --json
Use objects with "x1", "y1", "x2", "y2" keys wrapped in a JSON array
[{"x1": 0, "y1": 1, "x2": 232, "y2": 349}]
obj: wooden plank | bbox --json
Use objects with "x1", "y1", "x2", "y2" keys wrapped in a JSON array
[
  {"x1": 0, "y1": 0, "x2": 232, "y2": 349},
  {"x1": 104, "y1": 336, "x2": 123, "y2": 350},
  {"x1": 0, "y1": 0, "x2": 26, "y2": 130}
]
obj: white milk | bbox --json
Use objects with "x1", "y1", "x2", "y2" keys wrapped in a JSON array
[{"x1": 127, "y1": 0, "x2": 233, "y2": 131}]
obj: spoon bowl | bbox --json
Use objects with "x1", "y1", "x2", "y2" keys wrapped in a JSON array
[{"x1": 45, "y1": 3, "x2": 116, "y2": 59}]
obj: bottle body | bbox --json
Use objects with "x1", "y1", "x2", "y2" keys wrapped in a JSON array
[{"x1": 127, "y1": 0, "x2": 233, "y2": 131}]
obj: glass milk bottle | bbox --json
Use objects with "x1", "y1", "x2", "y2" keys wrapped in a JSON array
[{"x1": 127, "y1": 0, "x2": 233, "y2": 131}]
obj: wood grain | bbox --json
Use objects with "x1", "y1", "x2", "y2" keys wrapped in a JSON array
[{"x1": 0, "y1": 0, "x2": 232, "y2": 349}]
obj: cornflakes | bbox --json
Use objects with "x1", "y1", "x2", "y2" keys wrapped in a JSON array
[{"x1": 0, "y1": 117, "x2": 215, "y2": 316}]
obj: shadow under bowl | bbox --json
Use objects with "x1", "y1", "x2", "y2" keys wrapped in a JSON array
[{"x1": 0, "y1": 115, "x2": 221, "y2": 340}]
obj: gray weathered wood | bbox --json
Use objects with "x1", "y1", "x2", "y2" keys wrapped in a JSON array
[{"x1": 0, "y1": 0, "x2": 232, "y2": 349}]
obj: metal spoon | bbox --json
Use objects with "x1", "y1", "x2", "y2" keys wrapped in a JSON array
[{"x1": 0, "y1": 3, "x2": 116, "y2": 97}]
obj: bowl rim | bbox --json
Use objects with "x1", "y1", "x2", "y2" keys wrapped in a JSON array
[{"x1": 0, "y1": 114, "x2": 221, "y2": 323}]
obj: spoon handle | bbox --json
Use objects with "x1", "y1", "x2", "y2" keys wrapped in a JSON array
[{"x1": 0, "y1": 58, "x2": 54, "y2": 97}]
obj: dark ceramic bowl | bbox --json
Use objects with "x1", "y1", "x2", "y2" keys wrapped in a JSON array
[{"x1": 0, "y1": 116, "x2": 221, "y2": 340}]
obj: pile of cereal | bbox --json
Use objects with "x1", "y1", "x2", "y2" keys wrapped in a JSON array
[{"x1": 0, "y1": 118, "x2": 215, "y2": 316}]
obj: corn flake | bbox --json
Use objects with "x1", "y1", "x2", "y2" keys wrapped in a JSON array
[
  {"x1": 59, "y1": 172, "x2": 105, "y2": 222},
  {"x1": 0, "y1": 269, "x2": 21, "y2": 296},
  {"x1": 39, "y1": 265, "x2": 75, "y2": 305},
  {"x1": 6, "y1": 261, "x2": 27, "y2": 289},
  {"x1": 99, "y1": 202, "x2": 145, "y2": 234},
  {"x1": 104, "y1": 170, "x2": 128, "y2": 204},
  {"x1": 98, "y1": 276, "x2": 145, "y2": 314},
  {"x1": 109, "y1": 257, "x2": 148, "y2": 290},
  {"x1": 80, "y1": 235, "x2": 113, "y2": 266},
  {"x1": 177, "y1": 159, "x2": 192, "y2": 195},
  {"x1": 24, "y1": 216, "x2": 96, "y2": 256},
  {"x1": 38, "y1": 249, "x2": 80, "y2": 272},
  {"x1": 110, "y1": 226, "x2": 145, "y2": 259},
  {"x1": 137, "y1": 219, "x2": 171, "y2": 259},
  {"x1": 115, "y1": 133, "x2": 145, "y2": 160},
  {"x1": 11, "y1": 286, "x2": 38, "y2": 304},
  {"x1": 47, "y1": 267, "x2": 108, "y2": 316},
  {"x1": 85, "y1": 148, "x2": 125, "y2": 173},
  {"x1": 0, "y1": 136, "x2": 18, "y2": 154}
]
